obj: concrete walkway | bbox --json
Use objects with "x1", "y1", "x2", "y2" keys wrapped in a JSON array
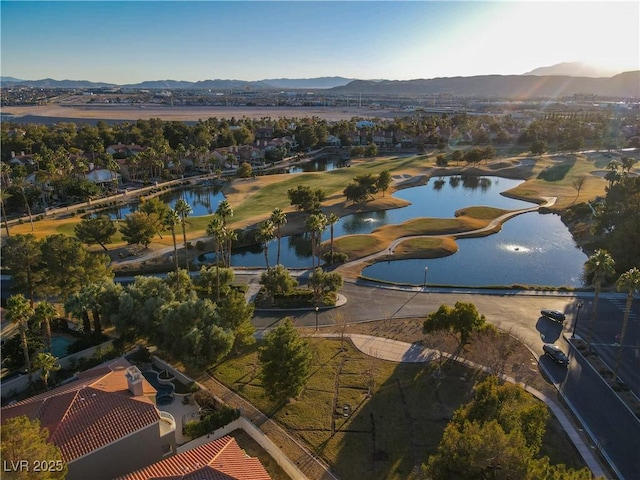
[{"x1": 309, "y1": 333, "x2": 608, "y2": 480}]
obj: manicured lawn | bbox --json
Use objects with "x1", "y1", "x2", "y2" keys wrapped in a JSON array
[{"x1": 210, "y1": 337, "x2": 586, "y2": 480}]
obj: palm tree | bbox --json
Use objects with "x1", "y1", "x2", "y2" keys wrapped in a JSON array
[
  {"x1": 33, "y1": 352, "x2": 60, "y2": 390},
  {"x1": 216, "y1": 199, "x2": 233, "y2": 225},
  {"x1": 0, "y1": 189, "x2": 12, "y2": 237},
  {"x1": 6, "y1": 294, "x2": 35, "y2": 376},
  {"x1": 165, "y1": 209, "x2": 181, "y2": 273},
  {"x1": 255, "y1": 220, "x2": 276, "y2": 271},
  {"x1": 33, "y1": 301, "x2": 57, "y2": 353},
  {"x1": 64, "y1": 291, "x2": 92, "y2": 337},
  {"x1": 305, "y1": 213, "x2": 327, "y2": 268},
  {"x1": 206, "y1": 215, "x2": 225, "y2": 301},
  {"x1": 14, "y1": 179, "x2": 34, "y2": 232},
  {"x1": 222, "y1": 228, "x2": 237, "y2": 268},
  {"x1": 584, "y1": 249, "x2": 615, "y2": 348},
  {"x1": 270, "y1": 207, "x2": 287, "y2": 266},
  {"x1": 614, "y1": 268, "x2": 640, "y2": 377},
  {"x1": 105, "y1": 153, "x2": 120, "y2": 195},
  {"x1": 174, "y1": 198, "x2": 193, "y2": 271},
  {"x1": 326, "y1": 212, "x2": 339, "y2": 262}
]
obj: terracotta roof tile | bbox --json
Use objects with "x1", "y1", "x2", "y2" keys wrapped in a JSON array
[
  {"x1": 1, "y1": 360, "x2": 160, "y2": 463},
  {"x1": 118, "y1": 436, "x2": 271, "y2": 480}
]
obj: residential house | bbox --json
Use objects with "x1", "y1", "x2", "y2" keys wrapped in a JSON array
[
  {"x1": 372, "y1": 130, "x2": 394, "y2": 148},
  {"x1": 106, "y1": 143, "x2": 146, "y2": 158},
  {"x1": 8, "y1": 151, "x2": 34, "y2": 167},
  {"x1": 1, "y1": 359, "x2": 177, "y2": 480},
  {"x1": 238, "y1": 145, "x2": 264, "y2": 165},
  {"x1": 117, "y1": 435, "x2": 271, "y2": 480},
  {"x1": 254, "y1": 127, "x2": 274, "y2": 141}
]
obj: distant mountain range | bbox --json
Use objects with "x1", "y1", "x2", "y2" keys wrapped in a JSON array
[
  {"x1": 329, "y1": 71, "x2": 640, "y2": 98},
  {"x1": 2, "y1": 63, "x2": 638, "y2": 98},
  {"x1": 0, "y1": 76, "x2": 354, "y2": 90},
  {"x1": 523, "y1": 62, "x2": 623, "y2": 78}
]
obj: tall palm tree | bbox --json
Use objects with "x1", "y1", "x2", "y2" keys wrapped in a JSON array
[
  {"x1": 174, "y1": 198, "x2": 193, "y2": 271},
  {"x1": 6, "y1": 294, "x2": 35, "y2": 376},
  {"x1": 216, "y1": 199, "x2": 233, "y2": 225},
  {"x1": 0, "y1": 189, "x2": 12, "y2": 237},
  {"x1": 270, "y1": 207, "x2": 287, "y2": 266},
  {"x1": 164, "y1": 209, "x2": 181, "y2": 273},
  {"x1": 326, "y1": 212, "x2": 339, "y2": 261},
  {"x1": 14, "y1": 179, "x2": 34, "y2": 232},
  {"x1": 33, "y1": 301, "x2": 57, "y2": 353},
  {"x1": 222, "y1": 228, "x2": 237, "y2": 268},
  {"x1": 614, "y1": 268, "x2": 640, "y2": 377},
  {"x1": 305, "y1": 213, "x2": 327, "y2": 269},
  {"x1": 206, "y1": 215, "x2": 225, "y2": 302},
  {"x1": 105, "y1": 153, "x2": 120, "y2": 194},
  {"x1": 584, "y1": 249, "x2": 615, "y2": 348},
  {"x1": 255, "y1": 220, "x2": 276, "y2": 271}
]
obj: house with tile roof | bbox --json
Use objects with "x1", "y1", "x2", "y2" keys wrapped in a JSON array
[
  {"x1": 117, "y1": 435, "x2": 271, "y2": 480},
  {"x1": 1, "y1": 358, "x2": 177, "y2": 480}
]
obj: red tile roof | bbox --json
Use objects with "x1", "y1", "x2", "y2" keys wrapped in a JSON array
[
  {"x1": 117, "y1": 436, "x2": 271, "y2": 480},
  {"x1": 1, "y1": 360, "x2": 160, "y2": 463}
]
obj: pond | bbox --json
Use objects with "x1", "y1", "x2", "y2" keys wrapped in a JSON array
[
  {"x1": 221, "y1": 175, "x2": 538, "y2": 270},
  {"x1": 361, "y1": 211, "x2": 588, "y2": 287},
  {"x1": 285, "y1": 155, "x2": 351, "y2": 173},
  {"x1": 98, "y1": 184, "x2": 225, "y2": 219}
]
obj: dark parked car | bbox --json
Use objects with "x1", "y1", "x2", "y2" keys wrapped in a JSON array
[
  {"x1": 541, "y1": 309, "x2": 566, "y2": 323},
  {"x1": 543, "y1": 344, "x2": 569, "y2": 366}
]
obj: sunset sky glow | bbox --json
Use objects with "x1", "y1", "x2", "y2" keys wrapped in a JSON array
[{"x1": 1, "y1": 1, "x2": 638, "y2": 84}]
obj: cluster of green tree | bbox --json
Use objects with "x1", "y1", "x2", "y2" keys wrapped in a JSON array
[
  {"x1": 343, "y1": 170, "x2": 391, "y2": 204},
  {"x1": 520, "y1": 112, "x2": 640, "y2": 154},
  {"x1": 111, "y1": 268, "x2": 255, "y2": 368},
  {"x1": 423, "y1": 376, "x2": 594, "y2": 479},
  {"x1": 1, "y1": 416, "x2": 67, "y2": 480},
  {"x1": 2, "y1": 233, "x2": 112, "y2": 307},
  {"x1": 591, "y1": 163, "x2": 640, "y2": 273},
  {"x1": 259, "y1": 265, "x2": 342, "y2": 307}
]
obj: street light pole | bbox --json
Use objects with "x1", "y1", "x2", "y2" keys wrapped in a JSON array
[
  {"x1": 423, "y1": 266, "x2": 429, "y2": 291},
  {"x1": 572, "y1": 302, "x2": 584, "y2": 338},
  {"x1": 315, "y1": 306, "x2": 319, "y2": 331}
]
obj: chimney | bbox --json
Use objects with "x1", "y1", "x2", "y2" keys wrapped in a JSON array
[
  {"x1": 11, "y1": 151, "x2": 15, "y2": 158},
  {"x1": 125, "y1": 366, "x2": 144, "y2": 396}
]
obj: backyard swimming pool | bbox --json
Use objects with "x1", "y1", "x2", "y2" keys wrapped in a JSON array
[
  {"x1": 50, "y1": 335, "x2": 75, "y2": 358},
  {"x1": 143, "y1": 370, "x2": 175, "y2": 405}
]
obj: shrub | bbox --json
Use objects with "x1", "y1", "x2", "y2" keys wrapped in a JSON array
[{"x1": 183, "y1": 406, "x2": 241, "y2": 439}]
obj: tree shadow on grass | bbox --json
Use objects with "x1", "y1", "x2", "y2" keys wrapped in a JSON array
[{"x1": 536, "y1": 157, "x2": 576, "y2": 181}]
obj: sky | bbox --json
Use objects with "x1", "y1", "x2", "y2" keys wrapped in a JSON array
[{"x1": 1, "y1": 1, "x2": 638, "y2": 84}]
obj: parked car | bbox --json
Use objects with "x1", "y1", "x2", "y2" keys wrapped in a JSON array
[
  {"x1": 541, "y1": 309, "x2": 566, "y2": 323},
  {"x1": 543, "y1": 344, "x2": 569, "y2": 366}
]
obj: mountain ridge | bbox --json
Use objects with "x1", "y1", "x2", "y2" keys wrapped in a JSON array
[{"x1": 2, "y1": 70, "x2": 638, "y2": 98}]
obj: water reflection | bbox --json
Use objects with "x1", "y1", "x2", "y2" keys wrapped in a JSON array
[
  {"x1": 286, "y1": 156, "x2": 350, "y2": 173},
  {"x1": 97, "y1": 184, "x2": 225, "y2": 219},
  {"x1": 362, "y1": 212, "x2": 587, "y2": 287}
]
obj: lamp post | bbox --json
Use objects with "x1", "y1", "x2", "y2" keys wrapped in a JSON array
[
  {"x1": 315, "y1": 306, "x2": 319, "y2": 332},
  {"x1": 423, "y1": 266, "x2": 429, "y2": 291},
  {"x1": 572, "y1": 302, "x2": 584, "y2": 339}
]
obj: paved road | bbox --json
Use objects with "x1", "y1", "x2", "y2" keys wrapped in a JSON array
[{"x1": 252, "y1": 280, "x2": 640, "y2": 480}]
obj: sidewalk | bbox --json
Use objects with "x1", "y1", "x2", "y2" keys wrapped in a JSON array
[{"x1": 309, "y1": 333, "x2": 608, "y2": 480}]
